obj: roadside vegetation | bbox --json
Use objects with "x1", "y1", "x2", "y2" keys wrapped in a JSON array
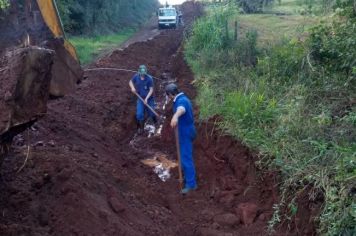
[
  {"x1": 56, "y1": 0, "x2": 159, "y2": 35},
  {"x1": 69, "y1": 29, "x2": 135, "y2": 65},
  {"x1": 185, "y1": 0, "x2": 355, "y2": 235},
  {"x1": 56, "y1": 0, "x2": 159, "y2": 64},
  {"x1": 0, "y1": 0, "x2": 9, "y2": 10}
]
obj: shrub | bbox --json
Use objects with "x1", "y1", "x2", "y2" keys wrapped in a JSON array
[
  {"x1": 57, "y1": 0, "x2": 158, "y2": 35},
  {"x1": 185, "y1": 2, "x2": 356, "y2": 235},
  {"x1": 0, "y1": 0, "x2": 9, "y2": 9},
  {"x1": 309, "y1": 7, "x2": 356, "y2": 75},
  {"x1": 237, "y1": 0, "x2": 275, "y2": 13}
]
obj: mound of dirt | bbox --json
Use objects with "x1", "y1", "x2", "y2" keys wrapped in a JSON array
[
  {"x1": 0, "y1": 1, "x2": 319, "y2": 235},
  {"x1": 0, "y1": 46, "x2": 53, "y2": 164},
  {"x1": 0, "y1": 0, "x2": 83, "y2": 97}
]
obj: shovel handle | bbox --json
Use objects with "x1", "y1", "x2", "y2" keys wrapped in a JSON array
[
  {"x1": 134, "y1": 92, "x2": 160, "y2": 117},
  {"x1": 175, "y1": 127, "x2": 184, "y2": 190}
]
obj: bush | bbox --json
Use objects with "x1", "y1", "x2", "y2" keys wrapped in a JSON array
[
  {"x1": 185, "y1": 4, "x2": 259, "y2": 70},
  {"x1": 57, "y1": 0, "x2": 159, "y2": 35},
  {"x1": 0, "y1": 0, "x2": 9, "y2": 9},
  {"x1": 185, "y1": 2, "x2": 356, "y2": 235},
  {"x1": 237, "y1": 0, "x2": 275, "y2": 13},
  {"x1": 185, "y1": 5, "x2": 233, "y2": 59},
  {"x1": 309, "y1": 7, "x2": 356, "y2": 75}
]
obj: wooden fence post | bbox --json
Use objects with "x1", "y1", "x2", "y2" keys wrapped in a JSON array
[{"x1": 225, "y1": 19, "x2": 229, "y2": 41}]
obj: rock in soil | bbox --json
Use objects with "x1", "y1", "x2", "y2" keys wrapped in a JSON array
[
  {"x1": 236, "y1": 203, "x2": 258, "y2": 226},
  {"x1": 213, "y1": 213, "x2": 240, "y2": 227}
]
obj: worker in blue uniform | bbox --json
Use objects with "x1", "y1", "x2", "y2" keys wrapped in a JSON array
[
  {"x1": 165, "y1": 83, "x2": 197, "y2": 194},
  {"x1": 129, "y1": 65, "x2": 156, "y2": 134}
]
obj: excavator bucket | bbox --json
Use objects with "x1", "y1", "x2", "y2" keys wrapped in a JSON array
[
  {"x1": 0, "y1": 0, "x2": 83, "y2": 97},
  {"x1": 36, "y1": 0, "x2": 79, "y2": 61},
  {"x1": 0, "y1": 0, "x2": 83, "y2": 164},
  {"x1": 36, "y1": 0, "x2": 83, "y2": 96}
]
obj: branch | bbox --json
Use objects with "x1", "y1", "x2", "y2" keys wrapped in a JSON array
[
  {"x1": 306, "y1": 52, "x2": 315, "y2": 72},
  {"x1": 16, "y1": 129, "x2": 31, "y2": 173}
]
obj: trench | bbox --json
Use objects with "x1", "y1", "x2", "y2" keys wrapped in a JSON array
[{"x1": 0, "y1": 2, "x2": 317, "y2": 235}]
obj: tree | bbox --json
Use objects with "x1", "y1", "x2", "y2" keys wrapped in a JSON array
[
  {"x1": 237, "y1": 0, "x2": 274, "y2": 13},
  {"x1": 0, "y1": 0, "x2": 9, "y2": 9},
  {"x1": 56, "y1": 0, "x2": 159, "y2": 35}
]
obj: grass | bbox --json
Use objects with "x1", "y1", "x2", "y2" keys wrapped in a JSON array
[
  {"x1": 185, "y1": 0, "x2": 356, "y2": 235},
  {"x1": 270, "y1": 0, "x2": 306, "y2": 14},
  {"x1": 215, "y1": 0, "x2": 320, "y2": 48},
  {"x1": 232, "y1": 0, "x2": 325, "y2": 47},
  {"x1": 69, "y1": 28, "x2": 136, "y2": 65},
  {"x1": 237, "y1": 14, "x2": 318, "y2": 46}
]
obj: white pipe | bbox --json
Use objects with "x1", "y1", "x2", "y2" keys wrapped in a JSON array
[{"x1": 84, "y1": 67, "x2": 162, "y2": 80}]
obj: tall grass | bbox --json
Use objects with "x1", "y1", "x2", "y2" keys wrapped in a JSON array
[
  {"x1": 69, "y1": 28, "x2": 135, "y2": 65},
  {"x1": 0, "y1": 0, "x2": 9, "y2": 9},
  {"x1": 185, "y1": 2, "x2": 355, "y2": 235}
]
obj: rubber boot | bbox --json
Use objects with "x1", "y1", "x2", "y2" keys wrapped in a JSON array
[
  {"x1": 152, "y1": 116, "x2": 157, "y2": 125},
  {"x1": 181, "y1": 186, "x2": 197, "y2": 195},
  {"x1": 137, "y1": 120, "x2": 144, "y2": 135}
]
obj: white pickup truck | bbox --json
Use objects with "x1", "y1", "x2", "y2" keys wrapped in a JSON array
[{"x1": 157, "y1": 6, "x2": 178, "y2": 29}]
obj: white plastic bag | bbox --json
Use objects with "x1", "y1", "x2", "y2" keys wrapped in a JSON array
[{"x1": 153, "y1": 163, "x2": 171, "y2": 182}]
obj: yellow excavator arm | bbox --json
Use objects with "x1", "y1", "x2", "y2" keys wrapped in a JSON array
[{"x1": 36, "y1": 0, "x2": 79, "y2": 61}]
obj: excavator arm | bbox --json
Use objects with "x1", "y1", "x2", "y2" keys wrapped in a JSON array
[
  {"x1": 36, "y1": 0, "x2": 79, "y2": 61},
  {"x1": 0, "y1": 0, "x2": 83, "y2": 165}
]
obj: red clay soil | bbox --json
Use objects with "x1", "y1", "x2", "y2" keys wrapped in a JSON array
[{"x1": 0, "y1": 2, "x2": 318, "y2": 235}]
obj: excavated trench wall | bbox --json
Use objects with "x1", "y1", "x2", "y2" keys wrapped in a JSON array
[{"x1": 0, "y1": 1, "x2": 318, "y2": 235}]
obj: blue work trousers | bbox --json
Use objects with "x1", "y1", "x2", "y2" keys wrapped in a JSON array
[
  {"x1": 136, "y1": 98, "x2": 155, "y2": 121},
  {"x1": 178, "y1": 126, "x2": 197, "y2": 189}
]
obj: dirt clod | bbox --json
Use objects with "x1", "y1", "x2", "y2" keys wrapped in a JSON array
[
  {"x1": 108, "y1": 196, "x2": 126, "y2": 214},
  {"x1": 213, "y1": 213, "x2": 240, "y2": 227},
  {"x1": 236, "y1": 203, "x2": 258, "y2": 226}
]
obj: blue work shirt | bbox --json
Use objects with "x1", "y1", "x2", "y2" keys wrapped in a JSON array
[
  {"x1": 131, "y1": 74, "x2": 154, "y2": 99},
  {"x1": 173, "y1": 93, "x2": 196, "y2": 138}
]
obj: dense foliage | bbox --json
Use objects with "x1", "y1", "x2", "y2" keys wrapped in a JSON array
[
  {"x1": 185, "y1": 1, "x2": 355, "y2": 235},
  {"x1": 237, "y1": 0, "x2": 274, "y2": 13},
  {"x1": 0, "y1": 0, "x2": 9, "y2": 9},
  {"x1": 56, "y1": 0, "x2": 159, "y2": 35},
  {"x1": 310, "y1": 1, "x2": 356, "y2": 74},
  {"x1": 296, "y1": 0, "x2": 349, "y2": 14},
  {"x1": 207, "y1": 0, "x2": 275, "y2": 13}
]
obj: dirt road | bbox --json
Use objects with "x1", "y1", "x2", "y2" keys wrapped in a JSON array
[{"x1": 0, "y1": 2, "x2": 316, "y2": 235}]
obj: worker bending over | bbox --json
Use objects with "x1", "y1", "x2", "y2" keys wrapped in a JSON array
[
  {"x1": 165, "y1": 83, "x2": 197, "y2": 194},
  {"x1": 129, "y1": 65, "x2": 156, "y2": 134}
]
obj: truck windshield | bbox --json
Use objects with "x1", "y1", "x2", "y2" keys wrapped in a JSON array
[{"x1": 159, "y1": 9, "x2": 176, "y2": 16}]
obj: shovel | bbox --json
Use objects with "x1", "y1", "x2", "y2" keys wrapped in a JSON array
[
  {"x1": 174, "y1": 127, "x2": 184, "y2": 190},
  {"x1": 134, "y1": 91, "x2": 160, "y2": 117}
]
